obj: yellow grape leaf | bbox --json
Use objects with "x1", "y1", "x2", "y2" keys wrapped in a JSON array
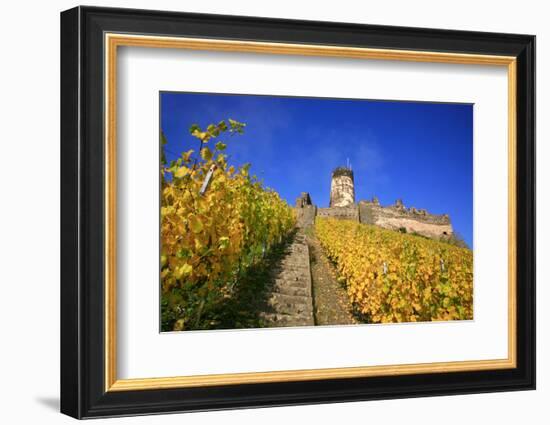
[
  {"x1": 173, "y1": 319, "x2": 185, "y2": 331},
  {"x1": 200, "y1": 147, "x2": 213, "y2": 161},
  {"x1": 182, "y1": 149, "x2": 194, "y2": 162},
  {"x1": 174, "y1": 166, "x2": 190, "y2": 178},
  {"x1": 192, "y1": 130, "x2": 210, "y2": 142},
  {"x1": 218, "y1": 236, "x2": 230, "y2": 250},
  {"x1": 174, "y1": 263, "x2": 193, "y2": 279},
  {"x1": 181, "y1": 263, "x2": 193, "y2": 275},
  {"x1": 188, "y1": 214, "x2": 204, "y2": 233}
]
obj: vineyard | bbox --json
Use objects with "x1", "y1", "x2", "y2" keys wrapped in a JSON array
[
  {"x1": 160, "y1": 119, "x2": 474, "y2": 331},
  {"x1": 160, "y1": 119, "x2": 296, "y2": 331},
  {"x1": 315, "y1": 217, "x2": 473, "y2": 323}
]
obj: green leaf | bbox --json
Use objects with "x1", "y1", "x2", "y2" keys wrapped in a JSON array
[
  {"x1": 217, "y1": 120, "x2": 227, "y2": 131},
  {"x1": 215, "y1": 141, "x2": 227, "y2": 151},
  {"x1": 176, "y1": 249, "x2": 190, "y2": 259},
  {"x1": 207, "y1": 124, "x2": 220, "y2": 137},
  {"x1": 228, "y1": 118, "x2": 246, "y2": 134}
]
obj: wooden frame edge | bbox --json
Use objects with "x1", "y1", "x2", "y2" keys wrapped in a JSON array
[
  {"x1": 507, "y1": 59, "x2": 518, "y2": 369},
  {"x1": 105, "y1": 32, "x2": 118, "y2": 391},
  {"x1": 104, "y1": 33, "x2": 518, "y2": 392},
  {"x1": 108, "y1": 358, "x2": 516, "y2": 391}
]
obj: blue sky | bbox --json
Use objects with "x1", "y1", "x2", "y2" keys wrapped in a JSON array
[{"x1": 161, "y1": 92, "x2": 473, "y2": 247}]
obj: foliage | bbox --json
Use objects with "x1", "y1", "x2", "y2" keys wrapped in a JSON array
[
  {"x1": 161, "y1": 119, "x2": 295, "y2": 331},
  {"x1": 442, "y1": 232, "x2": 470, "y2": 249},
  {"x1": 315, "y1": 218, "x2": 473, "y2": 323}
]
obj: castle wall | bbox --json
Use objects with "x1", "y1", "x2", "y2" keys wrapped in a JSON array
[
  {"x1": 295, "y1": 192, "x2": 312, "y2": 208},
  {"x1": 359, "y1": 203, "x2": 453, "y2": 239},
  {"x1": 295, "y1": 205, "x2": 317, "y2": 228},
  {"x1": 317, "y1": 206, "x2": 359, "y2": 221}
]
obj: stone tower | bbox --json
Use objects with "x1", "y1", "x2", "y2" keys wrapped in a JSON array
[{"x1": 329, "y1": 167, "x2": 355, "y2": 207}]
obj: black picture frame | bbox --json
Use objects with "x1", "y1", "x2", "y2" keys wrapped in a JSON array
[{"x1": 61, "y1": 5, "x2": 535, "y2": 419}]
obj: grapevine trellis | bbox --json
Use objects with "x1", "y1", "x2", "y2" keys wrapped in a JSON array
[
  {"x1": 160, "y1": 120, "x2": 296, "y2": 331},
  {"x1": 315, "y1": 218, "x2": 473, "y2": 323}
]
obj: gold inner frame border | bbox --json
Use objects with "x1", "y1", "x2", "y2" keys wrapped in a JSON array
[{"x1": 104, "y1": 33, "x2": 517, "y2": 392}]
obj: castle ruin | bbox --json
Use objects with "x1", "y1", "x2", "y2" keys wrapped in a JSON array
[{"x1": 296, "y1": 166, "x2": 453, "y2": 240}]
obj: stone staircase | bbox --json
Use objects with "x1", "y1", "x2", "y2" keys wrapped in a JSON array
[{"x1": 259, "y1": 230, "x2": 315, "y2": 327}]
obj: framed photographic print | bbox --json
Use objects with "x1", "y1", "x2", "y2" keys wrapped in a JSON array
[{"x1": 60, "y1": 6, "x2": 536, "y2": 419}]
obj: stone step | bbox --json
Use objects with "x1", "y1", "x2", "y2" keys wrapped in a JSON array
[
  {"x1": 273, "y1": 269, "x2": 309, "y2": 282},
  {"x1": 271, "y1": 275, "x2": 308, "y2": 284},
  {"x1": 261, "y1": 229, "x2": 314, "y2": 328},
  {"x1": 272, "y1": 285, "x2": 310, "y2": 298},
  {"x1": 284, "y1": 240, "x2": 306, "y2": 245},
  {"x1": 277, "y1": 254, "x2": 307, "y2": 262},
  {"x1": 266, "y1": 293, "x2": 313, "y2": 316},
  {"x1": 272, "y1": 273, "x2": 308, "y2": 283},
  {"x1": 271, "y1": 280, "x2": 311, "y2": 297},
  {"x1": 286, "y1": 245, "x2": 307, "y2": 251},
  {"x1": 272, "y1": 265, "x2": 310, "y2": 274},
  {"x1": 277, "y1": 257, "x2": 309, "y2": 264},
  {"x1": 259, "y1": 312, "x2": 314, "y2": 327}
]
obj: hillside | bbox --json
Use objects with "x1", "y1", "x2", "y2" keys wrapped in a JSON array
[{"x1": 315, "y1": 217, "x2": 473, "y2": 323}]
